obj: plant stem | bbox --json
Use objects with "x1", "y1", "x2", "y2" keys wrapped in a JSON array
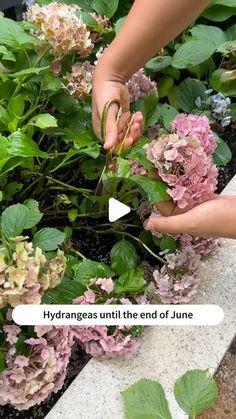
[
  {"x1": 46, "y1": 176, "x2": 92, "y2": 194},
  {"x1": 74, "y1": 249, "x2": 87, "y2": 260}
]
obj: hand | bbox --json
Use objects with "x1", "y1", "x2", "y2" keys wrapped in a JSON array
[
  {"x1": 92, "y1": 76, "x2": 143, "y2": 150},
  {"x1": 144, "y1": 195, "x2": 236, "y2": 239}
]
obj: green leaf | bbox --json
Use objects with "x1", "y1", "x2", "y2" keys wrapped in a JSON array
[
  {"x1": 122, "y1": 379, "x2": 172, "y2": 419},
  {"x1": 1, "y1": 204, "x2": 29, "y2": 238},
  {"x1": 190, "y1": 25, "x2": 227, "y2": 48},
  {"x1": 145, "y1": 56, "x2": 172, "y2": 73},
  {"x1": 8, "y1": 95, "x2": 25, "y2": 119},
  {"x1": 177, "y1": 78, "x2": 207, "y2": 112},
  {"x1": 33, "y1": 228, "x2": 65, "y2": 251},
  {"x1": 202, "y1": 5, "x2": 236, "y2": 21},
  {"x1": 0, "y1": 156, "x2": 23, "y2": 178},
  {"x1": 216, "y1": 40, "x2": 236, "y2": 55},
  {"x1": 160, "y1": 104, "x2": 179, "y2": 130},
  {"x1": 8, "y1": 131, "x2": 48, "y2": 158},
  {"x1": 135, "y1": 93, "x2": 160, "y2": 128},
  {"x1": 117, "y1": 158, "x2": 131, "y2": 178},
  {"x1": 210, "y1": 69, "x2": 236, "y2": 96},
  {"x1": 68, "y1": 208, "x2": 78, "y2": 222},
  {"x1": 80, "y1": 157, "x2": 104, "y2": 180},
  {"x1": 115, "y1": 16, "x2": 126, "y2": 33},
  {"x1": 91, "y1": 0, "x2": 119, "y2": 18},
  {"x1": 42, "y1": 279, "x2": 84, "y2": 304},
  {"x1": 23, "y1": 199, "x2": 43, "y2": 229},
  {"x1": 160, "y1": 235, "x2": 177, "y2": 252},
  {"x1": 213, "y1": 134, "x2": 232, "y2": 167},
  {"x1": 172, "y1": 40, "x2": 216, "y2": 69},
  {"x1": 132, "y1": 176, "x2": 169, "y2": 203},
  {"x1": 114, "y1": 267, "x2": 146, "y2": 296},
  {"x1": 111, "y1": 240, "x2": 138, "y2": 276},
  {"x1": 75, "y1": 260, "x2": 114, "y2": 287},
  {"x1": 8, "y1": 67, "x2": 49, "y2": 78},
  {"x1": 51, "y1": 92, "x2": 79, "y2": 114},
  {"x1": 0, "y1": 17, "x2": 40, "y2": 48},
  {"x1": 0, "y1": 351, "x2": 5, "y2": 373},
  {"x1": 126, "y1": 137, "x2": 154, "y2": 171},
  {"x1": 0, "y1": 45, "x2": 16, "y2": 62},
  {"x1": 174, "y1": 369, "x2": 218, "y2": 418},
  {"x1": 158, "y1": 76, "x2": 174, "y2": 99},
  {"x1": 29, "y1": 113, "x2": 58, "y2": 129},
  {"x1": 210, "y1": 0, "x2": 236, "y2": 6}
]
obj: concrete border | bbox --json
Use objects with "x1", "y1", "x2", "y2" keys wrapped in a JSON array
[{"x1": 46, "y1": 175, "x2": 236, "y2": 419}]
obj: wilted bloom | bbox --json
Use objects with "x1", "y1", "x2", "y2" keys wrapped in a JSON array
[
  {"x1": 153, "y1": 247, "x2": 202, "y2": 304},
  {"x1": 0, "y1": 326, "x2": 74, "y2": 410},
  {"x1": 172, "y1": 113, "x2": 216, "y2": 156},
  {"x1": 26, "y1": 2, "x2": 93, "y2": 56},
  {"x1": 0, "y1": 237, "x2": 66, "y2": 308},
  {"x1": 178, "y1": 234, "x2": 220, "y2": 256},
  {"x1": 145, "y1": 133, "x2": 218, "y2": 209},
  {"x1": 131, "y1": 160, "x2": 148, "y2": 176},
  {"x1": 126, "y1": 68, "x2": 157, "y2": 102},
  {"x1": 64, "y1": 61, "x2": 94, "y2": 99}
]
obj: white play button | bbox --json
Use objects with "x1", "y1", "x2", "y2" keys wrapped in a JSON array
[{"x1": 108, "y1": 198, "x2": 131, "y2": 222}]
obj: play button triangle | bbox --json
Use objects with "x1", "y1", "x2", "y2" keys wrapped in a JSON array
[{"x1": 108, "y1": 198, "x2": 131, "y2": 222}]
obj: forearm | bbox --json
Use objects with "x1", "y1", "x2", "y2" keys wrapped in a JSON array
[{"x1": 96, "y1": 0, "x2": 210, "y2": 82}]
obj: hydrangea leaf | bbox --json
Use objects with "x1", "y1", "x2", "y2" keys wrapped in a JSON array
[
  {"x1": 75, "y1": 260, "x2": 114, "y2": 287},
  {"x1": 8, "y1": 131, "x2": 48, "y2": 158},
  {"x1": 160, "y1": 235, "x2": 178, "y2": 252},
  {"x1": 126, "y1": 137, "x2": 154, "y2": 170},
  {"x1": 1, "y1": 204, "x2": 29, "y2": 238},
  {"x1": 111, "y1": 240, "x2": 138, "y2": 276},
  {"x1": 213, "y1": 134, "x2": 232, "y2": 167},
  {"x1": 160, "y1": 104, "x2": 179, "y2": 130},
  {"x1": 132, "y1": 176, "x2": 170, "y2": 203},
  {"x1": 0, "y1": 17, "x2": 40, "y2": 48},
  {"x1": 114, "y1": 267, "x2": 146, "y2": 296},
  {"x1": 29, "y1": 114, "x2": 58, "y2": 129},
  {"x1": 190, "y1": 25, "x2": 227, "y2": 48},
  {"x1": 122, "y1": 379, "x2": 172, "y2": 419},
  {"x1": 174, "y1": 369, "x2": 218, "y2": 418},
  {"x1": 202, "y1": 5, "x2": 236, "y2": 21},
  {"x1": 42, "y1": 280, "x2": 85, "y2": 304},
  {"x1": 23, "y1": 199, "x2": 43, "y2": 229},
  {"x1": 176, "y1": 78, "x2": 207, "y2": 112},
  {"x1": 33, "y1": 228, "x2": 66, "y2": 251},
  {"x1": 91, "y1": 0, "x2": 119, "y2": 18},
  {"x1": 172, "y1": 40, "x2": 216, "y2": 69}
]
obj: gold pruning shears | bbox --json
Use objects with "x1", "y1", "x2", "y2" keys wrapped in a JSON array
[{"x1": 96, "y1": 99, "x2": 135, "y2": 195}]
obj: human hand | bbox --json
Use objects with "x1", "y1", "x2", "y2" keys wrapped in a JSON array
[
  {"x1": 144, "y1": 195, "x2": 236, "y2": 239},
  {"x1": 92, "y1": 75, "x2": 143, "y2": 151}
]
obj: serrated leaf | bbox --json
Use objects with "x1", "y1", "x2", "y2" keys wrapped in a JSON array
[
  {"x1": 190, "y1": 25, "x2": 227, "y2": 48},
  {"x1": 91, "y1": 0, "x2": 119, "y2": 18},
  {"x1": 29, "y1": 113, "x2": 58, "y2": 129},
  {"x1": 8, "y1": 131, "x2": 48, "y2": 158},
  {"x1": 176, "y1": 78, "x2": 207, "y2": 112},
  {"x1": 111, "y1": 240, "x2": 138, "y2": 275},
  {"x1": 132, "y1": 176, "x2": 169, "y2": 203},
  {"x1": 122, "y1": 379, "x2": 172, "y2": 419},
  {"x1": 135, "y1": 93, "x2": 160, "y2": 128},
  {"x1": 0, "y1": 46, "x2": 15, "y2": 62},
  {"x1": 8, "y1": 67, "x2": 49, "y2": 78},
  {"x1": 0, "y1": 17, "x2": 40, "y2": 48},
  {"x1": 1, "y1": 204, "x2": 29, "y2": 238},
  {"x1": 117, "y1": 158, "x2": 131, "y2": 178},
  {"x1": 160, "y1": 235, "x2": 177, "y2": 252},
  {"x1": 172, "y1": 40, "x2": 216, "y2": 69},
  {"x1": 174, "y1": 369, "x2": 218, "y2": 418},
  {"x1": 42, "y1": 279, "x2": 84, "y2": 304},
  {"x1": 126, "y1": 138, "x2": 153, "y2": 171},
  {"x1": 23, "y1": 199, "x2": 43, "y2": 229},
  {"x1": 114, "y1": 267, "x2": 146, "y2": 296},
  {"x1": 160, "y1": 104, "x2": 179, "y2": 130},
  {"x1": 75, "y1": 260, "x2": 114, "y2": 287},
  {"x1": 213, "y1": 134, "x2": 232, "y2": 167},
  {"x1": 8, "y1": 95, "x2": 25, "y2": 119},
  {"x1": 33, "y1": 228, "x2": 65, "y2": 251}
]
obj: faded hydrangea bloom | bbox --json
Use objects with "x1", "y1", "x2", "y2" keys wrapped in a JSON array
[
  {"x1": 145, "y1": 133, "x2": 218, "y2": 209},
  {"x1": 0, "y1": 237, "x2": 66, "y2": 308},
  {"x1": 64, "y1": 61, "x2": 94, "y2": 99},
  {"x1": 26, "y1": 2, "x2": 93, "y2": 56},
  {"x1": 178, "y1": 234, "x2": 220, "y2": 256},
  {"x1": 72, "y1": 278, "x2": 141, "y2": 358},
  {"x1": 126, "y1": 68, "x2": 157, "y2": 102},
  {"x1": 172, "y1": 113, "x2": 216, "y2": 156},
  {"x1": 153, "y1": 247, "x2": 202, "y2": 304},
  {"x1": 0, "y1": 326, "x2": 74, "y2": 410},
  {"x1": 130, "y1": 160, "x2": 148, "y2": 176}
]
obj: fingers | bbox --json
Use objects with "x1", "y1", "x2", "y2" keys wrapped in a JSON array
[
  {"x1": 144, "y1": 212, "x2": 196, "y2": 236},
  {"x1": 103, "y1": 103, "x2": 119, "y2": 150}
]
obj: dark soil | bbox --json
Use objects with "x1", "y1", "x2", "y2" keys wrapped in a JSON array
[{"x1": 218, "y1": 124, "x2": 236, "y2": 192}]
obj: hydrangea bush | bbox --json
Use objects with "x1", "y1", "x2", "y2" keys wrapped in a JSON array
[{"x1": 0, "y1": 0, "x2": 235, "y2": 412}]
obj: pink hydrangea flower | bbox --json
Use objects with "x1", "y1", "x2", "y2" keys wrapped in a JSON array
[
  {"x1": 131, "y1": 160, "x2": 148, "y2": 176},
  {"x1": 64, "y1": 61, "x2": 94, "y2": 99},
  {"x1": 126, "y1": 68, "x2": 157, "y2": 102},
  {"x1": 95, "y1": 278, "x2": 114, "y2": 293},
  {"x1": 178, "y1": 234, "x2": 220, "y2": 256},
  {"x1": 172, "y1": 113, "x2": 216, "y2": 156},
  {"x1": 145, "y1": 133, "x2": 218, "y2": 209}
]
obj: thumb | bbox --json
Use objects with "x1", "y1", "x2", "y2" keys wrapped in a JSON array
[
  {"x1": 144, "y1": 212, "x2": 195, "y2": 235},
  {"x1": 103, "y1": 103, "x2": 119, "y2": 150}
]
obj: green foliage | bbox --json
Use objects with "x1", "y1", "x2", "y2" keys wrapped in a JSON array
[
  {"x1": 75, "y1": 260, "x2": 114, "y2": 287},
  {"x1": 1, "y1": 204, "x2": 29, "y2": 238},
  {"x1": 177, "y1": 79, "x2": 207, "y2": 112},
  {"x1": 122, "y1": 370, "x2": 218, "y2": 419},
  {"x1": 33, "y1": 228, "x2": 66, "y2": 251},
  {"x1": 213, "y1": 134, "x2": 232, "y2": 166},
  {"x1": 110, "y1": 239, "x2": 138, "y2": 275},
  {"x1": 113, "y1": 267, "x2": 146, "y2": 295}
]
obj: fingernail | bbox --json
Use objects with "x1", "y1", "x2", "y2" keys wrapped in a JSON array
[{"x1": 144, "y1": 220, "x2": 152, "y2": 230}]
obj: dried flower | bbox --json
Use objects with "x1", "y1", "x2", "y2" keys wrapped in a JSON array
[
  {"x1": 126, "y1": 68, "x2": 157, "y2": 102},
  {"x1": 0, "y1": 237, "x2": 66, "y2": 308},
  {"x1": 27, "y1": 3, "x2": 93, "y2": 56},
  {"x1": 64, "y1": 61, "x2": 94, "y2": 99}
]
